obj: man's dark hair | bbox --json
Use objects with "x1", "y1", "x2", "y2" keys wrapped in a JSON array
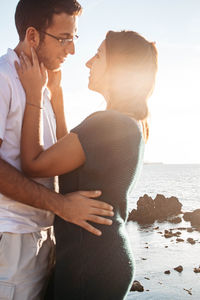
[{"x1": 15, "y1": 0, "x2": 82, "y2": 41}]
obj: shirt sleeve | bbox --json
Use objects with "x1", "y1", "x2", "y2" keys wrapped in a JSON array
[{"x1": 0, "y1": 73, "x2": 11, "y2": 140}]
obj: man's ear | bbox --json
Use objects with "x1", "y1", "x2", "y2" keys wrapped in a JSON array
[{"x1": 25, "y1": 27, "x2": 40, "y2": 47}]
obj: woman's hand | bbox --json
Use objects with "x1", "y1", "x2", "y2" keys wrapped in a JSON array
[
  {"x1": 47, "y1": 69, "x2": 62, "y2": 95},
  {"x1": 15, "y1": 47, "x2": 47, "y2": 105},
  {"x1": 47, "y1": 69, "x2": 68, "y2": 139}
]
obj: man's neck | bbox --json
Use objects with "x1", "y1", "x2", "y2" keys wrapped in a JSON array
[{"x1": 14, "y1": 42, "x2": 31, "y2": 60}]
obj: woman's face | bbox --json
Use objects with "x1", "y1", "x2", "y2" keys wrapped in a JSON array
[{"x1": 86, "y1": 40, "x2": 107, "y2": 94}]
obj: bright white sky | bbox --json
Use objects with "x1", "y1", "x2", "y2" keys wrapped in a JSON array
[{"x1": 1, "y1": 0, "x2": 200, "y2": 163}]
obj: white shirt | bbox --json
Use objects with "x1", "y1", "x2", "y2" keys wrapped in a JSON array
[{"x1": 0, "y1": 49, "x2": 57, "y2": 233}]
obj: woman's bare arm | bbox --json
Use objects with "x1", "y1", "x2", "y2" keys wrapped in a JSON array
[
  {"x1": 47, "y1": 69, "x2": 68, "y2": 139},
  {"x1": 15, "y1": 48, "x2": 85, "y2": 178}
]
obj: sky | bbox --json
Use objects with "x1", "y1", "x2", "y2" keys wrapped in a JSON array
[{"x1": 1, "y1": 0, "x2": 200, "y2": 164}]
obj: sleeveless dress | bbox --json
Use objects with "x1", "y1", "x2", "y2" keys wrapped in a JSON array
[{"x1": 48, "y1": 110, "x2": 144, "y2": 300}]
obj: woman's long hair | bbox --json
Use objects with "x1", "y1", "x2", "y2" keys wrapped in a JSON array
[{"x1": 105, "y1": 31, "x2": 158, "y2": 142}]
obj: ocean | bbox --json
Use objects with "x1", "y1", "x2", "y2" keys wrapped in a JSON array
[
  {"x1": 128, "y1": 163, "x2": 200, "y2": 212},
  {"x1": 126, "y1": 164, "x2": 200, "y2": 299}
]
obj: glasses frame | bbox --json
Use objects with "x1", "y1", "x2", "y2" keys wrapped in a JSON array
[{"x1": 40, "y1": 31, "x2": 79, "y2": 46}]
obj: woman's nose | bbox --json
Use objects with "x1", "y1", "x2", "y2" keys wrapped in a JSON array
[{"x1": 86, "y1": 57, "x2": 93, "y2": 69}]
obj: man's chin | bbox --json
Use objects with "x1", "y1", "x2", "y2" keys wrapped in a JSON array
[{"x1": 47, "y1": 65, "x2": 61, "y2": 72}]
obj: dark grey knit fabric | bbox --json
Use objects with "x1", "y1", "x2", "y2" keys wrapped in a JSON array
[{"x1": 49, "y1": 110, "x2": 144, "y2": 300}]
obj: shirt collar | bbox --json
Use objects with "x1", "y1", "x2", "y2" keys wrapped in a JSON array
[
  {"x1": 7, "y1": 48, "x2": 20, "y2": 65},
  {"x1": 6, "y1": 48, "x2": 20, "y2": 79}
]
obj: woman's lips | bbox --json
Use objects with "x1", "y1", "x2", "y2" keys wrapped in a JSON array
[{"x1": 59, "y1": 57, "x2": 67, "y2": 63}]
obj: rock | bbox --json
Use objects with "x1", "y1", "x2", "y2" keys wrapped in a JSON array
[
  {"x1": 128, "y1": 194, "x2": 183, "y2": 224},
  {"x1": 187, "y1": 228, "x2": 193, "y2": 233},
  {"x1": 183, "y1": 212, "x2": 193, "y2": 221},
  {"x1": 174, "y1": 231, "x2": 181, "y2": 236},
  {"x1": 177, "y1": 227, "x2": 187, "y2": 230},
  {"x1": 127, "y1": 209, "x2": 138, "y2": 222},
  {"x1": 165, "y1": 246, "x2": 168, "y2": 248},
  {"x1": 190, "y1": 209, "x2": 200, "y2": 226},
  {"x1": 174, "y1": 265, "x2": 183, "y2": 273},
  {"x1": 194, "y1": 266, "x2": 200, "y2": 273},
  {"x1": 153, "y1": 226, "x2": 159, "y2": 230},
  {"x1": 176, "y1": 238, "x2": 184, "y2": 242},
  {"x1": 196, "y1": 226, "x2": 200, "y2": 232},
  {"x1": 187, "y1": 238, "x2": 195, "y2": 245},
  {"x1": 164, "y1": 230, "x2": 181, "y2": 238},
  {"x1": 131, "y1": 280, "x2": 144, "y2": 292},
  {"x1": 164, "y1": 270, "x2": 170, "y2": 274},
  {"x1": 154, "y1": 194, "x2": 182, "y2": 219},
  {"x1": 164, "y1": 232, "x2": 174, "y2": 238},
  {"x1": 183, "y1": 209, "x2": 200, "y2": 226},
  {"x1": 136, "y1": 194, "x2": 156, "y2": 224},
  {"x1": 169, "y1": 217, "x2": 182, "y2": 224},
  {"x1": 144, "y1": 277, "x2": 150, "y2": 280}
]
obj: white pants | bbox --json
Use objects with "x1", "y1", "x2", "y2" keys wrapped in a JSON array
[{"x1": 0, "y1": 228, "x2": 55, "y2": 300}]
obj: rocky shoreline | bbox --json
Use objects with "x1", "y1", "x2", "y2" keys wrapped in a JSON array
[
  {"x1": 128, "y1": 194, "x2": 200, "y2": 229},
  {"x1": 127, "y1": 194, "x2": 200, "y2": 297}
]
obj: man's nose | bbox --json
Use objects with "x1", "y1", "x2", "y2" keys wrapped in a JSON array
[
  {"x1": 65, "y1": 41, "x2": 75, "y2": 55},
  {"x1": 68, "y1": 41, "x2": 75, "y2": 55}
]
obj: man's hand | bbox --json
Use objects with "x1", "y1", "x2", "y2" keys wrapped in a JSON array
[{"x1": 56, "y1": 190, "x2": 114, "y2": 236}]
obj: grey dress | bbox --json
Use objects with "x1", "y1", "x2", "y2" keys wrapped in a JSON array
[{"x1": 49, "y1": 110, "x2": 144, "y2": 300}]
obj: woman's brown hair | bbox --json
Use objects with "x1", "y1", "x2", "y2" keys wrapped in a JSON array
[{"x1": 105, "y1": 30, "x2": 158, "y2": 142}]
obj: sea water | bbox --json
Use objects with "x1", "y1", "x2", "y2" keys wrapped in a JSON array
[{"x1": 126, "y1": 164, "x2": 200, "y2": 299}]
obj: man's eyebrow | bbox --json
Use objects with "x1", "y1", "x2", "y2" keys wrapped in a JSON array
[
  {"x1": 59, "y1": 32, "x2": 73, "y2": 37},
  {"x1": 59, "y1": 28, "x2": 78, "y2": 37}
]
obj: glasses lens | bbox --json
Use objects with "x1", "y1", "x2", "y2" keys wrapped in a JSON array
[{"x1": 60, "y1": 35, "x2": 79, "y2": 46}]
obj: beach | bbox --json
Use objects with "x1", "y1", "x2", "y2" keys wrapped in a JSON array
[{"x1": 126, "y1": 164, "x2": 200, "y2": 299}]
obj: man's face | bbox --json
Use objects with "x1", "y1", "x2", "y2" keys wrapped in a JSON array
[{"x1": 36, "y1": 13, "x2": 78, "y2": 71}]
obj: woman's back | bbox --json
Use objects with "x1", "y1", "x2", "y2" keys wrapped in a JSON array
[{"x1": 54, "y1": 110, "x2": 144, "y2": 300}]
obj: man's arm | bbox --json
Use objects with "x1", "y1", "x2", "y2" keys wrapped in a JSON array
[{"x1": 0, "y1": 149, "x2": 113, "y2": 236}]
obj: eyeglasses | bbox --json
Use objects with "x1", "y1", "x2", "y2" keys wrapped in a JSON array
[{"x1": 40, "y1": 31, "x2": 79, "y2": 46}]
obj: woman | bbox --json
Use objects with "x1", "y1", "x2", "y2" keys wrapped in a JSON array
[{"x1": 16, "y1": 30, "x2": 157, "y2": 299}]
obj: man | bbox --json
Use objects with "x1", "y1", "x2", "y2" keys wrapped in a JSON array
[{"x1": 0, "y1": 0, "x2": 113, "y2": 299}]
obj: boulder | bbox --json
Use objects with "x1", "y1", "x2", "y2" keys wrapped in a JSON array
[
  {"x1": 154, "y1": 194, "x2": 182, "y2": 219},
  {"x1": 183, "y1": 209, "x2": 200, "y2": 227},
  {"x1": 128, "y1": 194, "x2": 155, "y2": 224},
  {"x1": 127, "y1": 209, "x2": 138, "y2": 222},
  {"x1": 183, "y1": 212, "x2": 193, "y2": 222},
  {"x1": 190, "y1": 209, "x2": 200, "y2": 226},
  {"x1": 130, "y1": 280, "x2": 144, "y2": 292},
  {"x1": 136, "y1": 194, "x2": 156, "y2": 223},
  {"x1": 128, "y1": 194, "x2": 182, "y2": 224}
]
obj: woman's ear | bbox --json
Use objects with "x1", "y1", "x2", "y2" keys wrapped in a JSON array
[{"x1": 25, "y1": 27, "x2": 40, "y2": 48}]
